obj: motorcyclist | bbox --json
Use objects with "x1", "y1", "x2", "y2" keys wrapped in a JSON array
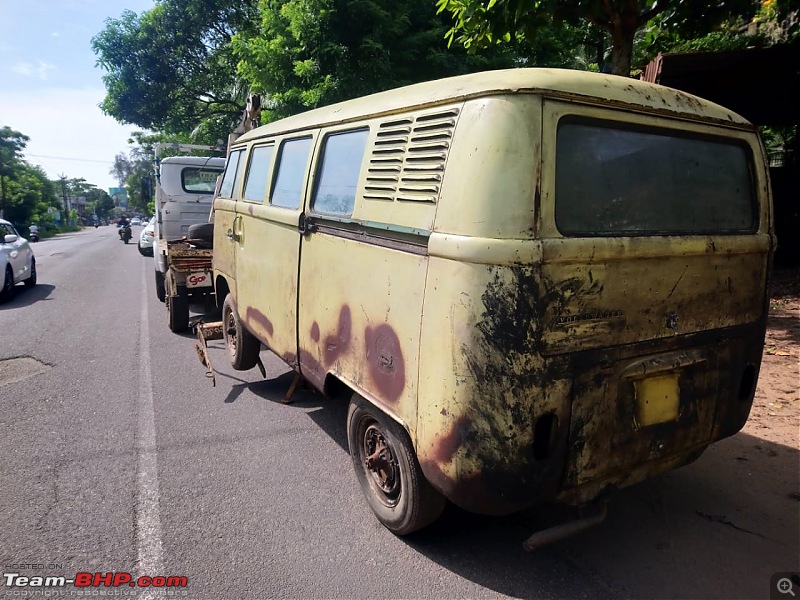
[
  {"x1": 118, "y1": 215, "x2": 131, "y2": 239},
  {"x1": 28, "y1": 224, "x2": 40, "y2": 242}
]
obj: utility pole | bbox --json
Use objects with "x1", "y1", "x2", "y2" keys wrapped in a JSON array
[{"x1": 59, "y1": 174, "x2": 71, "y2": 227}]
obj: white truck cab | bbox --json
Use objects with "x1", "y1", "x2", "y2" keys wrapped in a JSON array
[{"x1": 151, "y1": 147, "x2": 225, "y2": 331}]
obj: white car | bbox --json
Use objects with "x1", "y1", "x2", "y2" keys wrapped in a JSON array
[
  {"x1": 138, "y1": 217, "x2": 156, "y2": 257},
  {"x1": 131, "y1": 217, "x2": 142, "y2": 226},
  {"x1": 0, "y1": 218, "x2": 36, "y2": 302}
]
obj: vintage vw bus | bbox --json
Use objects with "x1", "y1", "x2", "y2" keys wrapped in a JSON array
[{"x1": 211, "y1": 68, "x2": 773, "y2": 538}]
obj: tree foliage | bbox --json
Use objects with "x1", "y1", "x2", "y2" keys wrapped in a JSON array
[
  {"x1": 0, "y1": 126, "x2": 30, "y2": 219},
  {"x1": 92, "y1": 0, "x2": 260, "y2": 141},
  {"x1": 233, "y1": 0, "x2": 517, "y2": 120},
  {"x1": 0, "y1": 127, "x2": 62, "y2": 229},
  {"x1": 437, "y1": 0, "x2": 761, "y2": 76}
]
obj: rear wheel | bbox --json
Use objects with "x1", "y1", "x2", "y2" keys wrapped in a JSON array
[
  {"x1": 24, "y1": 260, "x2": 36, "y2": 288},
  {"x1": 347, "y1": 394, "x2": 445, "y2": 535},
  {"x1": 222, "y1": 294, "x2": 260, "y2": 370},
  {"x1": 167, "y1": 286, "x2": 189, "y2": 333},
  {"x1": 154, "y1": 270, "x2": 166, "y2": 303},
  {"x1": 0, "y1": 266, "x2": 14, "y2": 303}
]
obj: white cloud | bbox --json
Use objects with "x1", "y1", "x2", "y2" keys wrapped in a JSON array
[
  {"x1": 11, "y1": 60, "x2": 57, "y2": 80},
  {"x1": 0, "y1": 87, "x2": 140, "y2": 192},
  {"x1": 12, "y1": 62, "x2": 34, "y2": 77}
]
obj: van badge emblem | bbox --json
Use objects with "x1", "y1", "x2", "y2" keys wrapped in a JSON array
[{"x1": 666, "y1": 311, "x2": 679, "y2": 333}]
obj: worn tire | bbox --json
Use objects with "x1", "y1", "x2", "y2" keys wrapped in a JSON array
[
  {"x1": 187, "y1": 223, "x2": 214, "y2": 249},
  {"x1": 347, "y1": 394, "x2": 445, "y2": 535},
  {"x1": 222, "y1": 294, "x2": 260, "y2": 370},
  {"x1": 154, "y1": 270, "x2": 166, "y2": 303},
  {"x1": 167, "y1": 287, "x2": 189, "y2": 333},
  {"x1": 0, "y1": 266, "x2": 14, "y2": 303},
  {"x1": 23, "y1": 259, "x2": 36, "y2": 288}
]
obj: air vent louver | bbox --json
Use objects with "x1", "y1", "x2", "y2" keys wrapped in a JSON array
[{"x1": 365, "y1": 109, "x2": 458, "y2": 203}]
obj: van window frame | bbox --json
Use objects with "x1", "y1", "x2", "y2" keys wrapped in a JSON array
[
  {"x1": 241, "y1": 142, "x2": 276, "y2": 204},
  {"x1": 217, "y1": 149, "x2": 245, "y2": 199},
  {"x1": 541, "y1": 103, "x2": 761, "y2": 239},
  {"x1": 269, "y1": 136, "x2": 314, "y2": 210},
  {"x1": 309, "y1": 127, "x2": 370, "y2": 218}
]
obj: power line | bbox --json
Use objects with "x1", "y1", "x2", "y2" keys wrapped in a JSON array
[{"x1": 26, "y1": 153, "x2": 116, "y2": 165}]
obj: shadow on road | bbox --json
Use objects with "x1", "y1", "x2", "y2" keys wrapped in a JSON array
[
  {"x1": 243, "y1": 380, "x2": 799, "y2": 599},
  {"x1": 0, "y1": 283, "x2": 55, "y2": 309},
  {"x1": 200, "y1": 354, "x2": 799, "y2": 599}
]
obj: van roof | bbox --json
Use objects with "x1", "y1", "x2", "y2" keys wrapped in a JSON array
[
  {"x1": 160, "y1": 156, "x2": 226, "y2": 167},
  {"x1": 237, "y1": 68, "x2": 751, "y2": 144}
]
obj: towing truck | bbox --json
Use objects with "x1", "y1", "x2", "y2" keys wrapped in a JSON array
[{"x1": 152, "y1": 144, "x2": 225, "y2": 332}]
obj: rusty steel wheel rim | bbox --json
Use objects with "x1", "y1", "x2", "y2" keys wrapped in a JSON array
[
  {"x1": 362, "y1": 422, "x2": 400, "y2": 507},
  {"x1": 225, "y1": 308, "x2": 237, "y2": 358}
]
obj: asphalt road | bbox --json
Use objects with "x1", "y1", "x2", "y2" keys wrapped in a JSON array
[{"x1": 1, "y1": 227, "x2": 797, "y2": 600}]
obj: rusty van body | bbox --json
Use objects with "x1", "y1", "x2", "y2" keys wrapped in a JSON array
[{"x1": 211, "y1": 68, "x2": 774, "y2": 536}]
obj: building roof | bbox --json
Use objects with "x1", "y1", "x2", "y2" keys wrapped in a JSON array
[{"x1": 641, "y1": 41, "x2": 800, "y2": 126}]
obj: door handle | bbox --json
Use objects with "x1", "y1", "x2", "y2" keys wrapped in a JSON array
[{"x1": 226, "y1": 229, "x2": 235, "y2": 240}]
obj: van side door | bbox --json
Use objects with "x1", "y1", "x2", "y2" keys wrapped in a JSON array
[{"x1": 233, "y1": 136, "x2": 315, "y2": 360}]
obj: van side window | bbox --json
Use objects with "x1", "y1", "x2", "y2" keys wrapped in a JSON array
[
  {"x1": 312, "y1": 129, "x2": 369, "y2": 216},
  {"x1": 271, "y1": 138, "x2": 313, "y2": 209},
  {"x1": 242, "y1": 144, "x2": 275, "y2": 203},
  {"x1": 218, "y1": 150, "x2": 244, "y2": 198}
]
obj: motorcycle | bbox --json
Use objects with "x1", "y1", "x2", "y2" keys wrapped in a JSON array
[
  {"x1": 119, "y1": 225, "x2": 132, "y2": 244},
  {"x1": 29, "y1": 231, "x2": 40, "y2": 243}
]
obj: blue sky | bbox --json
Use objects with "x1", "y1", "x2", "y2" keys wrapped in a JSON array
[{"x1": 0, "y1": 0, "x2": 156, "y2": 193}]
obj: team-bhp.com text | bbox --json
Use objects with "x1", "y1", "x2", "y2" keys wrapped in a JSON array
[{"x1": 4, "y1": 573, "x2": 187, "y2": 589}]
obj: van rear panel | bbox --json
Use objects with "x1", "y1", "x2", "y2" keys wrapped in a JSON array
[{"x1": 418, "y1": 95, "x2": 773, "y2": 515}]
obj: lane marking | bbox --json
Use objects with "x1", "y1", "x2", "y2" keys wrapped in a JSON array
[{"x1": 137, "y1": 265, "x2": 164, "y2": 593}]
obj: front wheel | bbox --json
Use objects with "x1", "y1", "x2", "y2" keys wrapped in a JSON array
[
  {"x1": 0, "y1": 266, "x2": 14, "y2": 303},
  {"x1": 347, "y1": 394, "x2": 445, "y2": 535},
  {"x1": 222, "y1": 294, "x2": 260, "y2": 370},
  {"x1": 24, "y1": 260, "x2": 36, "y2": 288}
]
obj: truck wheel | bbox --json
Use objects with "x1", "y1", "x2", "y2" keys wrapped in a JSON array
[
  {"x1": 167, "y1": 287, "x2": 189, "y2": 333},
  {"x1": 222, "y1": 295, "x2": 260, "y2": 370},
  {"x1": 347, "y1": 394, "x2": 445, "y2": 535},
  {"x1": 154, "y1": 271, "x2": 166, "y2": 303}
]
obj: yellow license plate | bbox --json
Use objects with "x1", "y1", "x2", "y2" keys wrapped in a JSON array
[{"x1": 635, "y1": 374, "x2": 680, "y2": 426}]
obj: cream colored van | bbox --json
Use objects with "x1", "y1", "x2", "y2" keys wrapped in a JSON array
[{"x1": 212, "y1": 68, "x2": 774, "y2": 538}]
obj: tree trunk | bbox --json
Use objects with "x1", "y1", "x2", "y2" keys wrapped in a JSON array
[
  {"x1": 602, "y1": 0, "x2": 640, "y2": 77},
  {"x1": 609, "y1": 23, "x2": 635, "y2": 76}
]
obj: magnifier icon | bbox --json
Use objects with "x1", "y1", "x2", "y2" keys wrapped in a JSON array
[{"x1": 778, "y1": 578, "x2": 796, "y2": 596}]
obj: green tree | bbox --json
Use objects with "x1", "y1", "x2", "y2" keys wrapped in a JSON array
[
  {"x1": 0, "y1": 126, "x2": 30, "y2": 220},
  {"x1": 437, "y1": 0, "x2": 759, "y2": 76},
  {"x1": 92, "y1": 0, "x2": 260, "y2": 141},
  {"x1": 86, "y1": 189, "x2": 115, "y2": 221},
  {"x1": 4, "y1": 164, "x2": 59, "y2": 230},
  {"x1": 233, "y1": 0, "x2": 516, "y2": 120}
]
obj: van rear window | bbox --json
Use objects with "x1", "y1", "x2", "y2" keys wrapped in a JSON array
[
  {"x1": 555, "y1": 119, "x2": 756, "y2": 236},
  {"x1": 182, "y1": 167, "x2": 222, "y2": 194}
]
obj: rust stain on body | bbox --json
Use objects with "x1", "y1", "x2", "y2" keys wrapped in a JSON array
[
  {"x1": 245, "y1": 306, "x2": 274, "y2": 338},
  {"x1": 322, "y1": 306, "x2": 351, "y2": 367},
  {"x1": 364, "y1": 324, "x2": 405, "y2": 402}
]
